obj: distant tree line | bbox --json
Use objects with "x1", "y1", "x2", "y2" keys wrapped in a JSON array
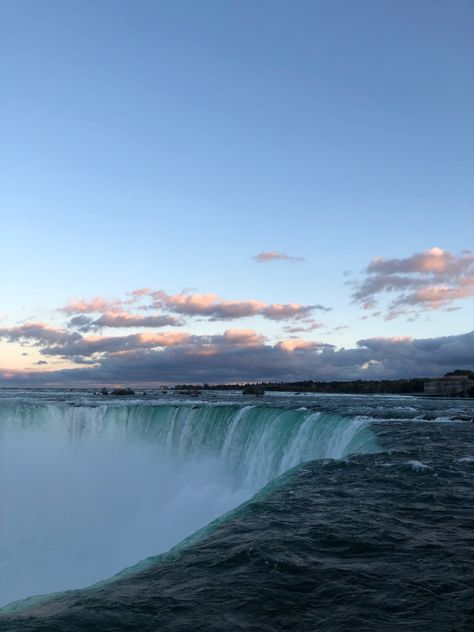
[
  {"x1": 174, "y1": 378, "x2": 428, "y2": 395},
  {"x1": 173, "y1": 370, "x2": 474, "y2": 396}
]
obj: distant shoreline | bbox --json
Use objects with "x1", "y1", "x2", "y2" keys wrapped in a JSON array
[
  {"x1": 172, "y1": 377, "x2": 473, "y2": 398},
  {"x1": 1, "y1": 372, "x2": 473, "y2": 399}
]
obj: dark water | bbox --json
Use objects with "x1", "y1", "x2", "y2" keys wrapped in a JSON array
[{"x1": 0, "y1": 391, "x2": 473, "y2": 631}]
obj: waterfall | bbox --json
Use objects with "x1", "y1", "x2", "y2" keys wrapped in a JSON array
[{"x1": 0, "y1": 403, "x2": 378, "y2": 606}]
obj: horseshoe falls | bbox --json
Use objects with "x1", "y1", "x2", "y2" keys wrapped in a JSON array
[
  {"x1": 0, "y1": 399, "x2": 375, "y2": 608},
  {"x1": 0, "y1": 391, "x2": 473, "y2": 632}
]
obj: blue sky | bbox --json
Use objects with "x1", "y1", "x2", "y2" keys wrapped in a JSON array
[{"x1": 1, "y1": 0, "x2": 473, "y2": 383}]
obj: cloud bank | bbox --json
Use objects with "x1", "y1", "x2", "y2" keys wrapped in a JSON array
[{"x1": 1, "y1": 325, "x2": 472, "y2": 386}]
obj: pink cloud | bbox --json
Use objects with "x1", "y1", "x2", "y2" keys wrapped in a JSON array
[
  {"x1": 221, "y1": 329, "x2": 266, "y2": 346},
  {"x1": 368, "y1": 247, "x2": 473, "y2": 276},
  {"x1": 277, "y1": 339, "x2": 319, "y2": 352},
  {"x1": 150, "y1": 290, "x2": 323, "y2": 321},
  {"x1": 252, "y1": 251, "x2": 305, "y2": 263},
  {"x1": 153, "y1": 291, "x2": 265, "y2": 319},
  {"x1": 262, "y1": 303, "x2": 313, "y2": 320},
  {"x1": 134, "y1": 332, "x2": 190, "y2": 347},
  {"x1": 62, "y1": 288, "x2": 330, "y2": 326},
  {"x1": 352, "y1": 247, "x2": 474, "y2": 318},
  {"x1": 63, "y1": 297, "x2": 122, "y2": 314},
  {"x1": 398, "y1": 286, "x2": 474, "y2": 307}
]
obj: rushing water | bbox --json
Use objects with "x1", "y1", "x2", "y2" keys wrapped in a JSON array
[{"x1": 0, "y1": 390, "x2": 473, "y2": 631}]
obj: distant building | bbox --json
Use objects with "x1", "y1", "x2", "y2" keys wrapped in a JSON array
[{"x1": 423, "y1": 376, "x2": 471, "y2": 397}]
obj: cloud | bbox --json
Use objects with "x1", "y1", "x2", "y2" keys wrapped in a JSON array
[
  {"x1": 276, "y1": 339, "x2": 328, "y2": 352},
  {"x1": 67, "y1": 312, "x2": 182, "y2": 332},
  {"x1": 352, "y1": 248, "x2": 474, "y2": 318},
  {"x1": 282, "y1": 321, "x2": 324, "y2": 334},
  {"x1": 0, "y1": 323, "x2": 81, "y2": 347},
  {"x1": 366, "y1": 247, "x2": 469, "y2": 276},
  {"x1": 40, "y1": 332, "x2": 192, "y2": 359},
  {"x1": 67, "y1": 316, "x2": 96, "y2": 332},
  {"x1": 261, "y1": 303, "x2": 315, "y2": 320},
  {"x1": 42, "y1": 330, "x2": 267, "y2": 361},
  {"x1": 219, "y1": 329, "x2": 266, "y2": 347},
  {"x1": 150, "y1": 290, "x2": 326, "y2": 321},
  {"x1": 62, "y1": 297, "x2": 122, "y2": 314},
  {"x1": 0, "y1": 323, "x2": 190, "y2": 361},
  {"x1": 1, "y1": 326, "x2": 473, "y2": 386},
  {"x1": 61, "y1": 289, "x2": 330, "y2": 325},
  {"x1": 252, "y1": 251, "x2": 305, "y2": 263},
  {"x1": 129, "y1": 288, "x2": 153, "y2": 298},
  {"x1": 95, "y1": 313, "x2": 183, "y2": 328},
  {"x1": 152, "y1": 291, "x2": 264, "y2": 319}
]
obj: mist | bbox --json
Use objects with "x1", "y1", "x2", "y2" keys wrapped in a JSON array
[{"x1": 0, "y1": 430, "x2": 250, "y2": 607}]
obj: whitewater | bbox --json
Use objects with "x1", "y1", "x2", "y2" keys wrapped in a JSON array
[{"x1": 0, "y1": 389, "x2": 473, "y2": 631}]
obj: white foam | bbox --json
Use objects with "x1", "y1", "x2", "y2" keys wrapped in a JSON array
[{"x1": 406, "y1": 460, "x2": 431, "y2": 471}]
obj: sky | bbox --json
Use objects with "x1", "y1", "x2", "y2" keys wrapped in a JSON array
[{"x1": 0, "y1": 0, "x2": 473, "y2": 385}]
